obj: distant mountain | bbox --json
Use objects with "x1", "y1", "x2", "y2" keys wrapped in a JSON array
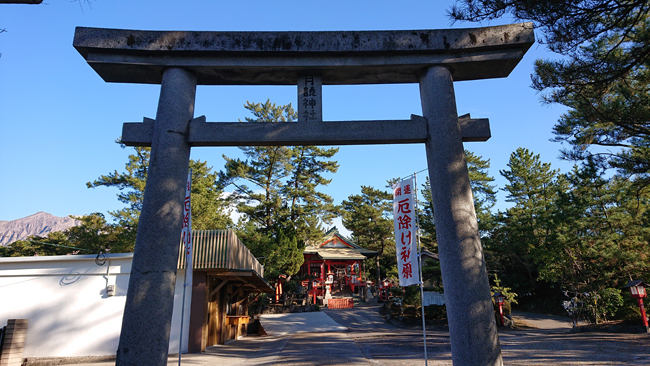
[{"x1": 0, "y1": 212, "x2": 79, "y2": 246}]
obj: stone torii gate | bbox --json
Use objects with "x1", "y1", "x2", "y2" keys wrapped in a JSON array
[{"x1": 73, "y1": 23, "x2": 534, "y2": 366}]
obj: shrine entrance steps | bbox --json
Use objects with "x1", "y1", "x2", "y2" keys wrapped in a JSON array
[
  {"x1": 331, "y1": 285, "x2": 353, "y2": 297},
  {"x1": 327, "y1": 285, "x2": 366, "y2": 309}
]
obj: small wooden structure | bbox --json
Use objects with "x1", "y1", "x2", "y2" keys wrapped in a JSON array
[
  {"x1": 299, "y1": 228, "x2": 378, "y2": 303},
  {"x1": 178, "y1": 230, "x2": 273, "y2": 352},
  {"x1": 0, "y1": 319, "x2": 28, "y2": 366}
]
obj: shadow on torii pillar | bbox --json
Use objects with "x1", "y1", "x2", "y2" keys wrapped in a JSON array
[{"x1": 73, "y1": 23, "x2": 534, "y2": 366}]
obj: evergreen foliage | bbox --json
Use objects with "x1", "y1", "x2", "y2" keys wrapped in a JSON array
[
  {"x1": 219, "y1": 100, "x2": 339, "y2": 278},
  {"x1": 419, "y1": 150, "x2": 497, "y2": 252},
  {"x1": 450, "y1": 0, "x2": 650, "y2": 320},
  {"x1": 466, "y1": 150, "x2": 498, "y2": 233},
  {"x1": 540, "y1": 161, "x2": 650, "y2": 293},
  {"x1": 450, "y1": 0, "x2": 650, "y2": 183},
  {"x1": 417, "y1": 151, "x2": 496, "y2": 293},
  {"x1": 487, "y1": 148, "x2": 560, "y2": 295},
  {"x1": 263, "y1": 230, "x2": 304, "y2": 279},
  {"x1": 339, "y1": 185, "x2": 394, "y2": 282},
  {"x1": 64, "y1": 212, "x2": 133, "y2": 253},
  {"x1": 87, "y1": 144, "x2": 149, "y2": 237},
  {"x1": 418, "y1": 177, "x2": 436, "y2": 251},
  {"x1": 1, "y1": 231, "x2": 78, "y2": 257},
  {"x1": 83, "y1": 141, "x2": 232, "y2": 252}
]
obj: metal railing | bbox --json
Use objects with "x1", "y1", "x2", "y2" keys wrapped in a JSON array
[{"x1": 177, "y1": 229, "x2": 264, "y2": 277}]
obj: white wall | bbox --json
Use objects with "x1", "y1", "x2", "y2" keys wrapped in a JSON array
[
  {"x1": 0, "y1": 254, "x2": 191, "y2": 358},
  {"x1": 170, "y1": 267, "x2": 191, "y2": 355}
]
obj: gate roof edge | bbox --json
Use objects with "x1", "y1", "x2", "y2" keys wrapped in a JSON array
[{"x1": 73, "y1": 23, "x2": 534, "y2": 85}]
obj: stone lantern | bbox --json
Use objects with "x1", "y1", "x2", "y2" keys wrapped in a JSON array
[{"x1": 624, "y1": 280, "x2": 649, "y2": 332}]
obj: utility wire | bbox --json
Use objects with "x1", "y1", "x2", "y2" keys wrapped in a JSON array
[
  {"x1": 27, "y1": 240, "x2": 92, "y2": 252},
  {"x1": 27, "y1": 240, "x2": 107, "y2": 266}
]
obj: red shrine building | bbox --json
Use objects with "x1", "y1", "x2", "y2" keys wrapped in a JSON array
[{"x1": 299, "y1": 228, "x2": 379, "y2": 301}]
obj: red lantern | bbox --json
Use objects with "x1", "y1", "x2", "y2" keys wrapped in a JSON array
[
  {"x1": 624, "y1": 280, "x2": 649, "y2": 332},
  {"x1": 629, "y1": 283, "x2": 647, "y2": 298},
  {"x1": 492, "y1": 292, "x2": 505, "y2": 326}
]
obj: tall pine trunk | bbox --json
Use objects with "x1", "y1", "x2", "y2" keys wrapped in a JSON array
[{"x1": 375, "y1": 256, "x2": 381, "y2": 287}]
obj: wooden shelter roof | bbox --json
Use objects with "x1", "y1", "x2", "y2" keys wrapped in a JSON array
[{"x1": 178, "y1": 229, "x2": 273, "y2": 293}]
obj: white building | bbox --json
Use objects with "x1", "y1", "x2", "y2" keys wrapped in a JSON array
[{"x1": 0, "y1": 230, "x2": 271, "y2": 363}]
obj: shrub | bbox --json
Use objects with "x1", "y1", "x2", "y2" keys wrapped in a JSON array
[
  {"x1": 424, "y1": 304, "x2": 447, "y2": 320},
  {"x1": 615, "y1": 305, "x2": 642, "y2": 322},
  {"x1": 403, "y1": 305, "x2": 418, "y2": 317},
  {"x1": 491, "y1": 274, "x2": 517, "y2": 318},
  {"x1": 490, "y1": 274, "x2": 518, "y2": 306},
  {"x1": 583, "y1": 288, "x2": 624, "y2": 324},
  {"x1": 403, "y1": 285, "x2": 421, "y2": 305}
]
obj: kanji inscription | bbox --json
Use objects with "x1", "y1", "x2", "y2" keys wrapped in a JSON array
[{"x1": 297, "y1": 75, "x2": 322, "y2": 122}]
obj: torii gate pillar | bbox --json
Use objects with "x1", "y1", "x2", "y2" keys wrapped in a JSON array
[
  {"x1": 421, "y1": 66, "x2": 501, "y2": 365},
  {"x1": 116, "y1": 67, "x2": 196, "y2": 365}
]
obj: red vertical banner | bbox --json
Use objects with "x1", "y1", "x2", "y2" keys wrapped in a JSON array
[{"x1": 393, "y1": 178, "x2": 418, "y2": 287}]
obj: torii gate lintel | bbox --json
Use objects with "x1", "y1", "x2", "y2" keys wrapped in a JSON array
[{"x1": 120, "y1": 113, "x2": 491, "y2": 147}]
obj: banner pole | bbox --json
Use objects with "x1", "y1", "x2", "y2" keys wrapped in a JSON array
[
  {"x1": 179, "y1": 169, "x2": 192, "y2": 366},
  {"x1": 413, "y1": 172, "x2": 428, "y2": 366},
  {"x1": 178, "y1": 267, "x2": 188, "y2": 366}
]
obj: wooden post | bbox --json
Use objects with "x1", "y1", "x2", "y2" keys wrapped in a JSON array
[
  {"x1": 188, "y1": 271, "x2": 207, "y2": 353},
  {"x1": 0, "y1": 319, "x2": 28, "y2": 366}
]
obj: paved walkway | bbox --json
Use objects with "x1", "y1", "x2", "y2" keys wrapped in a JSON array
[
  {"x1": 259, "y1": 311, "x2": 346, "y2": 336},
  {"x1": 511, "y1": 311, "x2": 576, "y2": 330},
  {"x1": 60, "y1": 302, "x2": 650, "y2": 366}
]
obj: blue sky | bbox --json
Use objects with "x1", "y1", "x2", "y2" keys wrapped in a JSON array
[{"x1": 0, "y1": 0, "x2": 573, "y2": 229}]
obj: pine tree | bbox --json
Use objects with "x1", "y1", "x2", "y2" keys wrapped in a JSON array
[
  {"x1": 417, "y1": 151, "x2": 496, "y2": 289},
  {"x1": 466, "y1": 151, "x2": 497, "y2": 232},
  {"x1": 418, "y1": 150, "x2": 497, "y2": 249},
  {"x1": 283, "y1": 145, "x2": 339, "y2": 243},
  {"x1": 1, "y1": 231, "x2": 75, "y2": 257},
  {"x1": 539, "y1": 161, "x2": 650, "y2": 294},
  {"x1": 489, "y1": 148, "x2": 560, "y2": 294},
  {"x1": 87, "y1": 141, "x2": 232, "y2": 251},
  {"x1": 263, "y1": 230, "x2": 305, "y2": 279},
  {"x1": 450, "y1": 0, "x2": 650, "y2": 182},
  {"x1": 418, "y1": 177, "x2": 436, "y2": 251},
  {"x1": 339, "y1": 186, "x2": 394, "y2": 282},
  {"x1": 219, "y1": 100, "x2": 339, "y2": 278},
  {"x1": 187, "y1": 160, "x2": 233, "y2": 230},
  {"x1": 65, "y1": 213, "x2": 132, "y2": 253},
  {"x1": 87, "y1": 143, "x2": 149, "y2": 235},
  {"x1": 218, "y1": 101, "x2": 294, "y2": 235}
]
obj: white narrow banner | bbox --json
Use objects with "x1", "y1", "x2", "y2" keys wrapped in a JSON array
[
  {"x1": 393, "y1": 178, "x2": 418, "y2": 287},
  {"x1": 181, "y1": 171, "x2": 192, "y2": 271}
]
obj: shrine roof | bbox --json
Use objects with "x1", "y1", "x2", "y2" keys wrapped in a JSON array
[
  {"x1": 304, "y1": 228, "x2": 379, "y2": 260},
  {"x1": 73, "y1": 23, "x2": 534, "y2": 85},
  {"x1": 306, "y1": 248, "x2": 369, "y2": 261}
]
